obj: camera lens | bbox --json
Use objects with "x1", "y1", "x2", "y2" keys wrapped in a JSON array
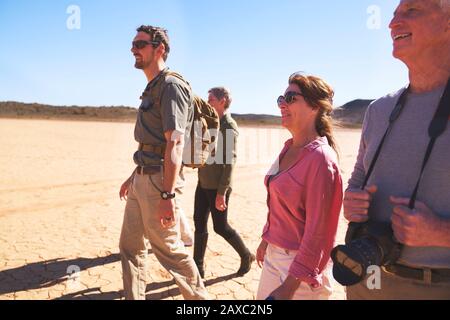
[{"x1": 331, "y1": 237, "x2": 383, "y2": 286}]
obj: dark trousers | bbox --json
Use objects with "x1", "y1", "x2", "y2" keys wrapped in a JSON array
[{"x1": 193, "y1": 185, "x2": 237, "y2": 239}]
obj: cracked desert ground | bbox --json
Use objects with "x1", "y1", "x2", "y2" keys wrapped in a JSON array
[{"x1": 0, "y1": 118, "x2": 361, "y2": 300}]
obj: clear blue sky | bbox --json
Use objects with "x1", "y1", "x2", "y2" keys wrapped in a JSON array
[{"x1": 0, "y1": 0, "x2": 408, "y2": 115}]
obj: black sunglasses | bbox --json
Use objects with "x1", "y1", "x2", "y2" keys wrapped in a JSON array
[
  {"x1": 132, "y1": 40, "x2": 160, "y2": 50},
  {"x1": 277, "y1": 91, "x2": 304, "y2": 106}
]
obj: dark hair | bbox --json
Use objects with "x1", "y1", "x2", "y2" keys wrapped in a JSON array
[
  {"x1": 136, "y1": 25, "x2": 170, "y2": 61},
  {"x1": 288, "y1": 72, "x2": 339, "y2": 157},
  {"x1": 208, "y1": 87, "x2": 232, "y2": 109}
]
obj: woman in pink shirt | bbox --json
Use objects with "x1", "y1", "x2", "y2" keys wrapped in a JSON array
[{"x1": 256, "y1": 73, "x2": 343, "y2": 300}]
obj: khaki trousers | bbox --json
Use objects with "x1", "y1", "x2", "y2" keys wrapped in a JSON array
[
  {"x1": 347, "y1": 267, "x2": 450, "y2": 300},
  {"x1": 119, "y1": 172, "x2": 208, "y2": 300}
]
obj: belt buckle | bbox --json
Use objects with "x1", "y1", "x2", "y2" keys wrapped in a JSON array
[{"x1": 382, "y1": 265, "x2": 400, "y2": 278}]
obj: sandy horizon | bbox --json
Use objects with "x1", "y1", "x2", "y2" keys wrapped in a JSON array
[{"x1": 0, "y1": 118, "x2": 362, "y2": 300}]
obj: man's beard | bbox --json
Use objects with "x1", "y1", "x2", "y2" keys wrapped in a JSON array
[
  {"x1": 134, "y1": 59, "x2": 150, "y2": 70},
  {"x1": 134, "y1": 53, "x2": 153, "y2": 70},
  {"x1": 134, "y1": 61, "x2": 143, "y2": 69}
]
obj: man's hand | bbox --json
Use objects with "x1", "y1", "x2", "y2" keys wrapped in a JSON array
[
  {"x1": 267, "y1": 275, "x2": 300, "y2": 300},
  {"x1": 256, "y1": 239, "x2": 268, "y2": 268},
  {"x1": 343, "y1": 185, "x2": 377, "y2": 223},
  {"x1": 119, "y1": 178, "x2": 132, "y2": 201},
  {"x1": 215, "y1": 194, "x2": 227, "y2": 212},
  {"x1": 391, "y1": 197, "x2": 447, "y2": 247},
  {"x1": 159, "y1": 199, "x2": 176, "y2": 229}
]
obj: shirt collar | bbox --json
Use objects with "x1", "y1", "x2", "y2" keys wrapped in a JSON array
[
  {"x1": 220, "y1": 111, "x2": 231, "y2": 124},
  {"x1": 145, "y1": 67, "x2": 169, "y2": 91},
  {"x1": 284, "y1": 136, "x2": 328, "y2": 152}
]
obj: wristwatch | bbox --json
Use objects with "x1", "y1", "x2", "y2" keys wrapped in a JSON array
[{"x1": 160, "y1": 191, "x2": 176, "y2": 200}]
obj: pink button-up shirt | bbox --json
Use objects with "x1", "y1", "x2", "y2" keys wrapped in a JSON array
[{"x1": 262, "y1": 136, "x2": 343, "y2": 287}]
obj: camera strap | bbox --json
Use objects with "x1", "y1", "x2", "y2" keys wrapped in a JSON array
[
  {"x1": 361, "y1": 87, "x2": 410, "y2": 190},
  {"x1": 362, "y1": 78, "x2": 450, "y2": 209}
]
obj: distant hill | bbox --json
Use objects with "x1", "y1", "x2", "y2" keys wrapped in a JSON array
[
  {"x1": 0, "y1": 101, "x2": 282, "y2": 126},
  {"x1": 0, "y1": 101, "x2": 137, "y2": 122},
  {"x1": 332, "y1": 99, "x2": 374, "y2": 128},
  {"x1": 231, "y1": 113, "x2": 281, "y2": 126},
  {"x1": 0, "y1": 100, "x2": 374, "y2": 127}
]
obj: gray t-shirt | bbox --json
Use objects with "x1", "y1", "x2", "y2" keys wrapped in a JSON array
[
  {"x1": 133, "y1": 69, "x2": 193, "y2": 167},
  {"x1": 349, "y1": 84, "x2": 450, "y2": 269}
]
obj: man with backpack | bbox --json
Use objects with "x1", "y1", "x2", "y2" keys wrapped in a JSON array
[
  {"x1": 193, "y1": 87, "x2": 255, "y2": 279},
  {"x1": 118, "y1": 25, "x2": 208, "y2": 300}
]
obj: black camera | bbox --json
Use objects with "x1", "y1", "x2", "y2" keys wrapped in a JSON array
[{"x1": 330, "y1": 221, "x2": 402, "y2": 286}]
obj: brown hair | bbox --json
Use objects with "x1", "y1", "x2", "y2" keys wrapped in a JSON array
[
  {"x1": 136, "y1": 25, "x2": 170, "y2": 61},
  {"x1": 208, "y1": 87, "x2": 232, "y2": 109},
  {"x1": 288, "y1": 72, "x2": 339, "y2": 157}
]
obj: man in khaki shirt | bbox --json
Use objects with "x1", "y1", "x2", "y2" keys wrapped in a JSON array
[
  {"x1": 118, "y1": 25, "x2": 207, "y2": 300},
  {"x1": 193, "y1": 87, "x2": 255, "y2": 278}
]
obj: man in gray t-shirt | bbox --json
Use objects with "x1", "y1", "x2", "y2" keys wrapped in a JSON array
[
  {"x1": 117, "y1": 25, "x2": 207, "y2": 300},
  {"x1": 341, "y1": 0, "x2": 450, "y2": 299}
]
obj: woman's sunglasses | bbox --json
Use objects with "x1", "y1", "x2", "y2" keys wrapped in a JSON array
[
  {"x1": 277, "y1": 91, "x2": 304, "y2": 106},
  {"x1": 132, "y1": 40, "x2": 160, "y2": 50}
]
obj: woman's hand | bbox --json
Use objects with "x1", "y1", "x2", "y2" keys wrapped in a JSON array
[
  {"x1": 256, "y1": 239, "x2": 269, "y2": 268},
  {"x1": 267, "y1": 275, "x2": 300, "y2": 300}
]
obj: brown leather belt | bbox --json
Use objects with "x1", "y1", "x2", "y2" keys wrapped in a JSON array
[
  {"x1": 384, "y1": 264, "x2": 450, "y2": 283},
  {"x1": 138, "y1": 143, "x2": 166, "y2": 156},
  {"x1": 135, "y1": 165, "x2": 162, "y2": 175}
]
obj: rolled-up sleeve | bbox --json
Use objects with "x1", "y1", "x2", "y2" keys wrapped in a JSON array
[
  {"x1": 161, "y1": 83, "x2": 191, "y2": 135},
  {"x1": 288, "y1": 157, "x2": 343, "y2": 286}
]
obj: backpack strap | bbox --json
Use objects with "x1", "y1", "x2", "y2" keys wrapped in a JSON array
[
  {"x1": 141, "y1": 69, "x2": 191, "y2": 105},
  {"x1": 139, "y1": 70, "x2": 193, "y2": 155},
  {"x1": 160, "y1": 71, "x2": 191, "y2": 95}
]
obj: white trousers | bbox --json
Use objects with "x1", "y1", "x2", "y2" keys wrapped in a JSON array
[{"x1": 256, "y1": 244, "x2": 333, "y2": 300}]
